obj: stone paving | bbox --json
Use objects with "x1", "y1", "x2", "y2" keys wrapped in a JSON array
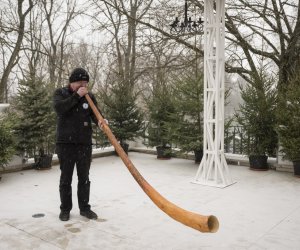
[{"x1": 0, "y1": 152, "x2": 299, "y2": 250}]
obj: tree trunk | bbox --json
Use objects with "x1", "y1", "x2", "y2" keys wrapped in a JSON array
[
  {"x1": 0, "y1": 0, "x2": 34, "y2": 102},
  {"x1": 278, "y1": 6, "x2": 300, "y2": 92}
]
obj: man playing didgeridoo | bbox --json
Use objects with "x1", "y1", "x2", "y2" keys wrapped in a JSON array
[{"x1": 53, "y1": 67, "x2": 107, "y2": 221}]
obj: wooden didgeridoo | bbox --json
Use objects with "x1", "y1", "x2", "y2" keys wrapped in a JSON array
[{"x1": 85, "y1": 94, "x2": 219, "y2": 233}]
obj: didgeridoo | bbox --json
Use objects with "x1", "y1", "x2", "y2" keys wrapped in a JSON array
[{"x1": 85, "y1": 94, "x2": 219, "y2": 233}]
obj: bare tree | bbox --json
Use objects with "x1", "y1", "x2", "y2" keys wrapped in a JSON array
[
  {"x1": 91, "y1": 0, "x2": 155, "y2": 89},
  {"x1": 92, "y1": 0, "x2": 203, "y2": 54},
  {"x1": 225, "y1": 0, "x2": 299, "y2": 90},
  {"x1": 63, "y1": 41, "x2": 107, "y2": 90},
  {"x1": 0, "y1": 0, "x2": 34, "y2": 102},
  {"x1": 94, "y1": 0, "x2": 300, "y2": 91},
  {"x1": 41, "y1": 0, "x2": 81, "y2": 87},
  {"x1": 21, "y1": 4, "x2": 45, "y2": 81}
]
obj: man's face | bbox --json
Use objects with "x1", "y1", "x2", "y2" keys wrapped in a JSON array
[{"x1": 70, "y1": 81, "x2": 88, "y2": 91}]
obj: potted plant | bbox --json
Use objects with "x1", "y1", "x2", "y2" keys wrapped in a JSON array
[
  {"x1": 235, "y1": 72, "x2": 277, "y2": 170},
  {"x1": 101, "y1": 82, "x2": 143, "y2": 155},
  {"x1": 167, "y1": 73, "x2": 204, "y2": 163},
  {"x1": 277, "y1": 72, "x2": 300, "y2": 176},
  {"x1": 13, "y1": 78, "x2": 55, "y2": 169},
  {"x1": 146, "y1": 84, "x2": 175, "y2": 159}
]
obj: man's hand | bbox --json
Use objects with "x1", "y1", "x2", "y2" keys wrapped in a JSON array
[
  {"x1": 98, "y1": 119, "x2": 108, "y2": 130},
  {"x1": 77, "y1": 87, "x2": 88, "y2": 97}
]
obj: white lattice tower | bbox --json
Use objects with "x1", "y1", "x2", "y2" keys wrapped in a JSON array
[{"x1": 193, "y1": 0, "x2": 234, "y2": 188}]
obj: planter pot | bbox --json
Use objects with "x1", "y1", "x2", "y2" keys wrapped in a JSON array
[
  {"x1": 249, "y1": 155, "x2": 268, "y2": 171},
  {"x1": 194, "y1": 149, "x2": 203, "y2": 164},
  {"x1": 115, "y1": 142, "x2": 129, "y2": 156},
  {"x1": 34, "y1": 154, "x2": 53, "y2": 170},
  {"x1": 156, "y1": 146, "x2": 171, "y2": 160},
  {"x1": 292, "y1": 160, "x2": 300, "y2": 177}
]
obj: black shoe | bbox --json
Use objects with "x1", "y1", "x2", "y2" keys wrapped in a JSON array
[
  {"x1": 80, "y1": 210, "x2": 98, "y2": 220},
  {"x1": 59, "y1": 211, "x2": 70, "y2": 221}
]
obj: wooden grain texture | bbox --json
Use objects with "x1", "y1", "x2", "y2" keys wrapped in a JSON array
[{"x1": 85, "y1": 94, "x2": 219, "y2": 233}]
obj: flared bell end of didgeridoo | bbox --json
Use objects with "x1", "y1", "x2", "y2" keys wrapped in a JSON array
[{"x1": 208, "y1": 215, "x2": 219, "y2": 233}]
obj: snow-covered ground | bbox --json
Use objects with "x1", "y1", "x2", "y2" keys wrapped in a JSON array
[{"x1": 0, "y1": 152, "x2": 299, "y2": 250}]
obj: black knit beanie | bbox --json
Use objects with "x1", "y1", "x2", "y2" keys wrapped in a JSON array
[{"x1": 69, "y1": 68, "x2": 89, "y2": 83}]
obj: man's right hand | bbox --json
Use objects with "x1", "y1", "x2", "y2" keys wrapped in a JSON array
[{"x1": 77, "y1": 87, "x2": 88, "y2": 97}]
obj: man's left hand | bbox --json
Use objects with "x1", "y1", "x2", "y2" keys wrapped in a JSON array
[{"x1": 98, "y1": 119, "x2": 108, "y2": 129}]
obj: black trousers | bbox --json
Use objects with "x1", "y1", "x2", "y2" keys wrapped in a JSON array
[{"x1": 56, "y1": 144, "x2": 92, "y2": 212}]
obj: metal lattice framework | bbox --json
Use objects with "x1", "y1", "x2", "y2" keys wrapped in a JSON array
[{"x1": 193, "y1": 0, "x2": 235, "y2": 188}]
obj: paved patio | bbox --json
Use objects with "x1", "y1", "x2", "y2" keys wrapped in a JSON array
[{"x1": 0, "y1": 152, "x2": 299, "y2": 250}]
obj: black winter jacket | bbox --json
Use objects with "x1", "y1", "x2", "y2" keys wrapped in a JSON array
[{"x1": 53, "y1": 86, "x2": 100, "y2": 145}]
